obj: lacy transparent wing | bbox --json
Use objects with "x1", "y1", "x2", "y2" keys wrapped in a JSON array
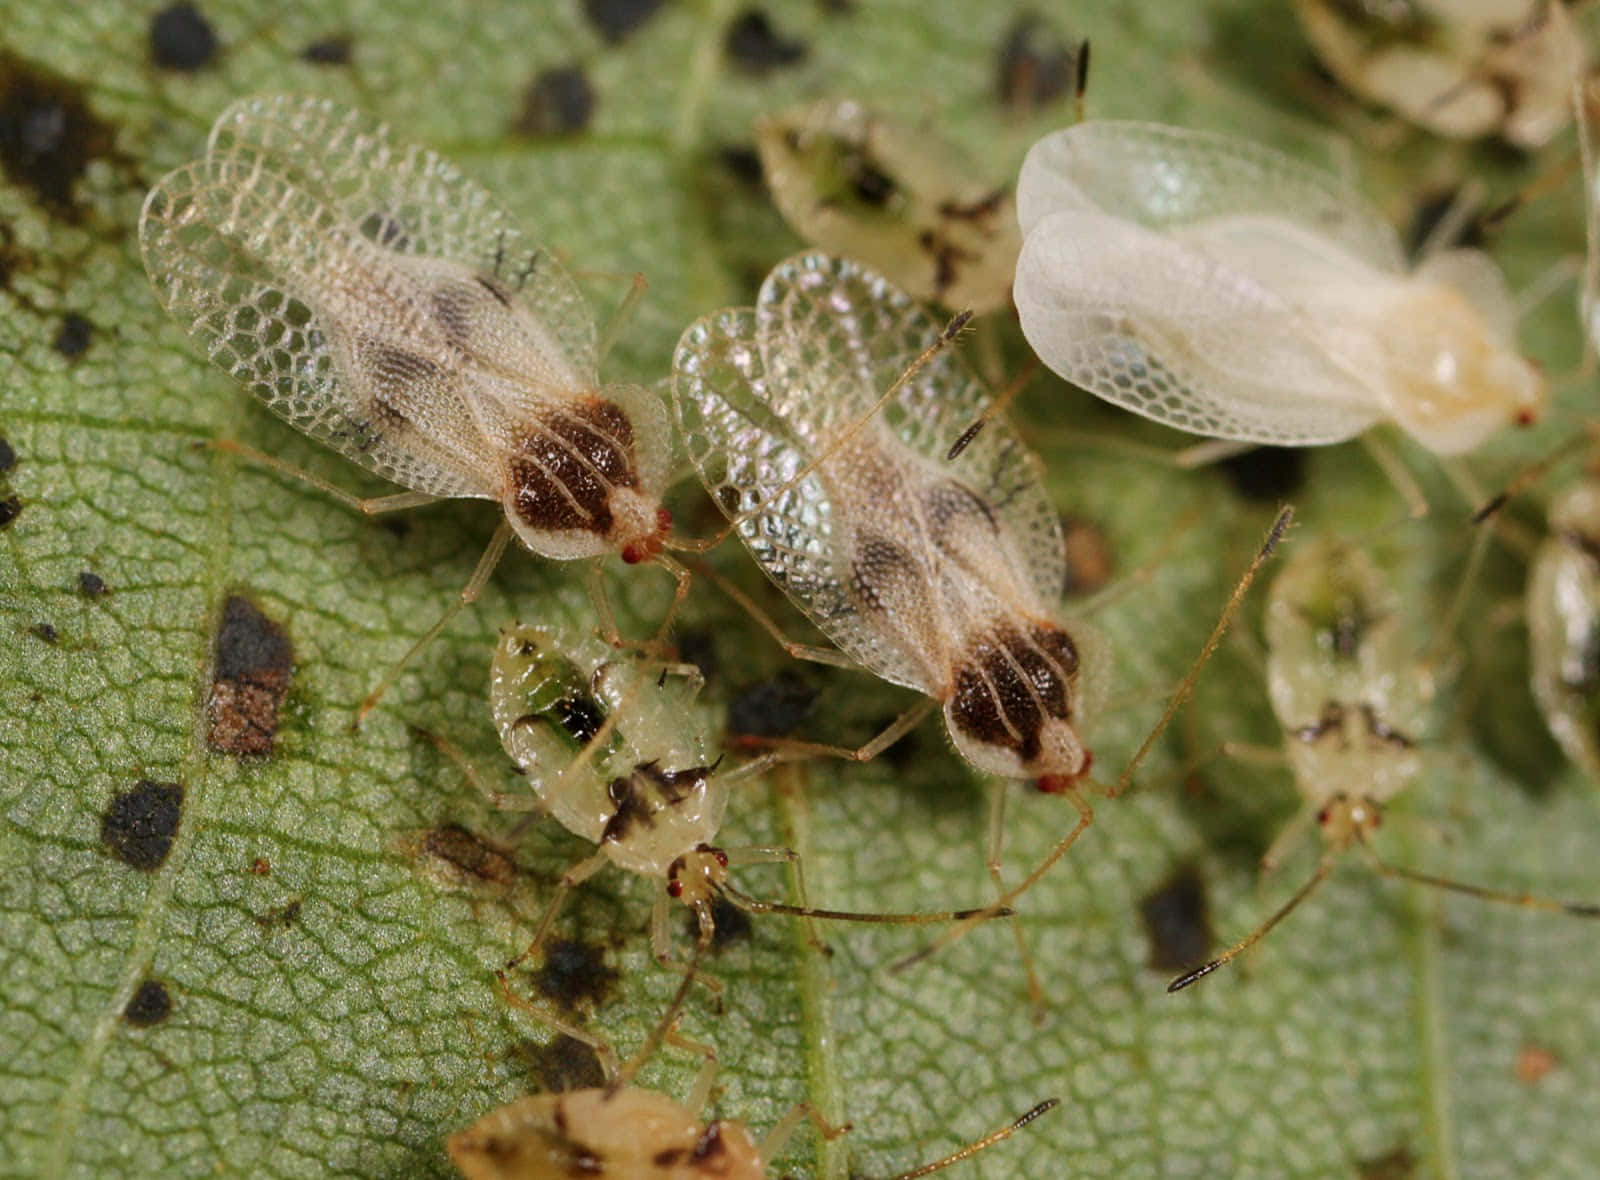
[
  {"x1": 1015, "y1": 209, "x2": 1384, "y2": 445},
  {"x1": 140, "y1": 152, "x2": 497, "y2": 499},
  {"x1": 671, "y1": 306, "x2": 932, "y2": 692},
  {"x1": 1016, "y1": 120, "x2": 1404, "y2": 274},
  {"x1": 757, "y1": 251, "x2": 1066, "y2": 606},
  {"x1": 209, "y1": 94, "x2": 598, "y2": 384}
]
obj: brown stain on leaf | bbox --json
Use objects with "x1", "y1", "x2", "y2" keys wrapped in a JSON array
[
  {"x1": 415, "y1": 823, "x2": 516, "y2": 891},
  {"x1": 207, "y1": 594, "x2": 293, "y2": 757},
  {"x1": 518, "y1": 1033, "x2": 607, "y2": 1093}
]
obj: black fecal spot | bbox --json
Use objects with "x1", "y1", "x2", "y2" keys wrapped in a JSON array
[
  {"x1": 728, "y1": 669, "x2": 816, "y2": 737},
  {"x1": 123, "y1": 978, "x2": 173, "y2": 1027},
  {"x1": 725, "y1": 10, "x2": 808, "y2": 74},
  {"x1": 1358, "y1": 1145, "x2": 1418, "y2": 1180},
  {"x1": 996, "y1": 13, "x2": 1080, "y2": 111},
  {"x1": 1219, "y1": 446, "x2": 1306, "y2": 502},
  {"x1": 675, "y1": 627, "x2": 719, "y2": 683},
  {"x1": 1405, "y1": 187, "x2": 1487, "y2": 256},
  {"x1": 686, "y1": 894, "x2": 752, "y2": 949},
  {"x1": 583, "y1": 0, "x2": 667, "y2": 43},
  {"x1": 511, "y1": 398, "x2": 640, "y2": 538},
  {"x1": 78, "y1": 570, "x2": 108, "y2": 597},
  {"x1": 520, "y1": 1033, "x2": 606, "y2": 1092},
  {"x1": 0, "y1": 495, "x2": 22, "y2": 528},
  {"x1": 101, "y1": 780, "x2": 184, "y2": 871},
  {"x1": 515, "y1": 66, "x2": 596, "y2": 137},
  {"x1": 0, "y1": 51, "x2": 118, "y2": 218},
  {"x1": 300, "y1": 34, "x2": 353, "y2": 65},
  {"x1": 0, "y1": 436, "x2": 14, "y2": 474},
  {"x1": 208, "y1": 594, "x2": 293, "y2": 757},
  {"x1": 254, "y1": 899, "x2": 302, "y2": 930},
  {"x1": 1139, "y1": 864, "x2": 1211, "y2": 972},
  {"x1": 149, "y1": 3, "x2": 219, "y2": 71},
  {"x1": 535, "y1": 938, "x2": 618, "y2": 1012},
  {"x1": 718, "y1": 145, "x2": 764, "y2": 185},
  {"x1": 53, "y1": 311, "x2": 92, "y2": 359},
  {"x1": 29, "y1": 621, "x2": 58, "y2": 644}
]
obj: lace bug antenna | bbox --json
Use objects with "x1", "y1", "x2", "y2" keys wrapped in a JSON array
[{"x1": 1165, "y1": 535, "x2": 1600, "y2": 993}]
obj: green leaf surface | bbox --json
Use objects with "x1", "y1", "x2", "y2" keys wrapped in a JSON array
[{"x1": 3, "y1": 2, "x2": 1598, "y2": 1178}]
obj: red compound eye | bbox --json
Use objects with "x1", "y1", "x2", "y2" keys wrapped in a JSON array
[
  {"x1": 656, "y1": 506, "x2": 673, "y2": 533},
  {"x1": 667, "y1": 880, "x2": 684, "y2": 898},
  {"x1": 715, "y1": 850, "x2": 729, "y2": 867},
  {"x1": 1317, "y1": 805, "x2": 1332, "y2": 824},
  {"x1": 621, "y1": 542, "x2": 646, "y2": 564},
  {"x1": 1515, "y1": 409, "x2": 1537, "y2": 427}
]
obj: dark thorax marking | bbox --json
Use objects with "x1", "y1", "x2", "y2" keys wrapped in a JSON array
[
  {"x1": 1294, "y1": 700, "x2": 1416, "y2": 749},
  {"x1": 510, "y1": 397, "x2": 642, "y2": 536},
  {"x1": 690, "y1": 1122, "x2": 729, "y2": 1166},
  {"x1": 600, "y1": 761, "x2": 715, "y2": 845},
  {"x1": 949, "y1": 624, "x2": 1079, "y2": 761}
]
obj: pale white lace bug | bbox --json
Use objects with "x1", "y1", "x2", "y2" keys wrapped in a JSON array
[
  {"x1": 754, "y1": 100, "x2": 1022, "y2": 315},
  {"x1": 140, "y1": 94, "x2": 673, "y2": 565},
  {"x1": 1013, "y1": 120, "x2": 1544, "y2": 457},
  {"x1": 1295, "y1": 0, "x2": 1586, "y2": 148},
  {"x1": 672, "y1": 251, "x2": 1104, "y2": 788}
]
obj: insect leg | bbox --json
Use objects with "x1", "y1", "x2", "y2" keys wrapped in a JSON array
[
  {"x1": 729, "y1": 698, "x2": 938, "y2": 763},
  {"x1": 985, "y1": 783, "x2": 1046, "y2": 1017},
  {"x1": 593, "y1": 272, "x2": 648, "y2": 367},
  {"x1": 755, "y1": 1103, "x2": 851, "y2": 1171},
  {"x1": 355, "y1": 521, "x2": 513, "y2": 726},
  {"x1": 205, "y1": 437, "x2": 440, "y2": 515},
  {"x1": 493, "y1": 967, "x2": 622, "y2": 1084}
]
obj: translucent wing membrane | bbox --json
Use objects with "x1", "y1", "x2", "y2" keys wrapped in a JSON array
[
  {"x1": 1014, "y1": 209, "x2": 1385, "y2": 445},
  {"x1": 672, "y1": 305, "x2": 933, "y2": 693},
  {"x1": 758, "y1": 252, "x2": 1066, "y2": 605},
  {"x1": 210, "y1": 94, "x2": 597, "y2": 380},
  {"x1": 141, "y1": 153, "x2": 497, "y2": 499},
  {"x1": 140, "y1": 94, "x2": 606, "y2": 503},
  {"x1": 1016, "y1": 120, "x2": 1404, "y2": 271}
]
